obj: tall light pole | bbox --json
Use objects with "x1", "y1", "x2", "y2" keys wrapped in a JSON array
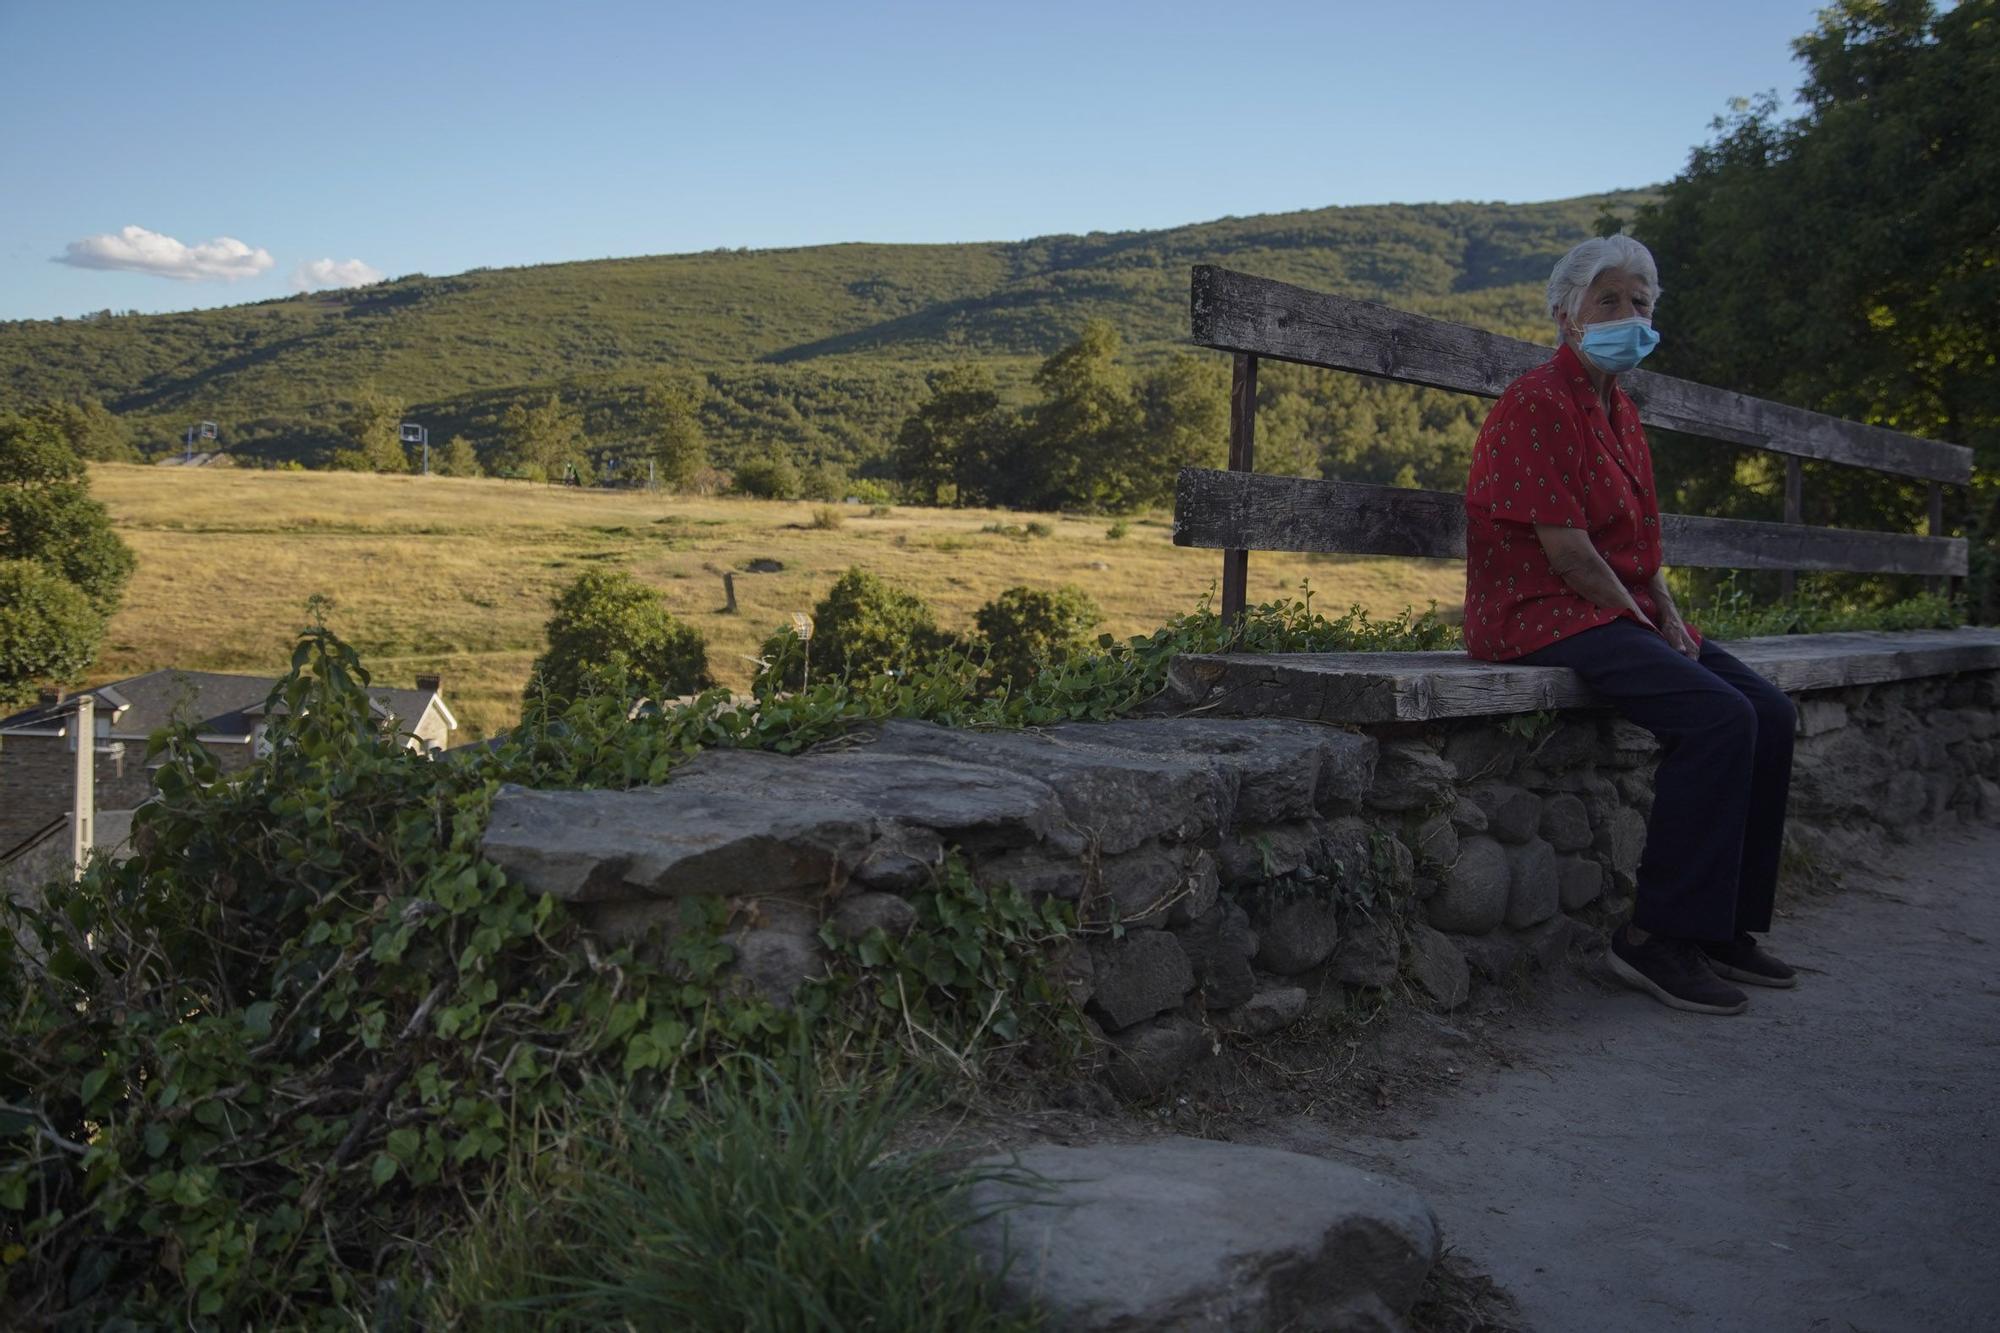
[
  {"x1": 401, "y1": 422, "x2": 430, "y2": 475},
  {"x1": 184, "y1": 420, "x2": 217, "y2": 463}
]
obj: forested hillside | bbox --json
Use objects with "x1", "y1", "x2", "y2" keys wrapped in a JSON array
[{"x1": 0, "y1": 192, "x2": 1647, "y2": 478}]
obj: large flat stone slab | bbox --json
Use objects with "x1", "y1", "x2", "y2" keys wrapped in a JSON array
[
  {"x1": 966, "y1": 1137, "x2": 1439, "y2": 1331},
  {"x1": 1163, "y1": 628, "x2": 2000, "y2": 723}
]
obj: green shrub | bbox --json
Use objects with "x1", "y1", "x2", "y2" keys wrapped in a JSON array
[
  {"x1": 434, "y1": 1062, "x2": 1038, "y2": 1332},
  {"x1": 524, "y1": 568, "x2": 712, "y2": 715},
  {"x1": 974, "y1": 585, "x2": 1102, "y2": 693},
  {"x1": 0, "y1": 558, "x2": 103, "y2": 707},
  {"x1": 1105, "y1": 519, "x2": 1129, "y2": 540},
  {"x1": 0, "y1": 625, "x2": 1080, "y2": 1326},
  {"x1": 800, "y1": 461, "x2": 849, "y2": 502},
  {"x1": 1681, "y1": 572, "x2": 1963, "y2": 640},
  {"x1": 845, "y1": 476, "x2": 897, "y2": 506},
  {"x1": 732, "y1": 455, "x2": 802, "y2": 500},
  {"x1": 1024, "y1": 520, "x2": 1053, "y2": 538},
  {"x1": 758, "y1": 568, "x2": 955, "y2": 688},
  {"x1": 808, "y1": 505, "x2": 844, "y2": 531}
]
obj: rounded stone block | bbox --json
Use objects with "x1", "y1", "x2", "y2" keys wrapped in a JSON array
[
  {"x1": 1252, "y1": 896, "x2": 1341, "y2": 976},
  {"x1": 1426, "y1": 834, "x2": 1509, "y2": 933},
  {"x1": 1556, "y1": 854, "x2": 1605, "y2": 910},
  {"x1": 1504, "y1": 837, "x2": 1559, "y2": 929},
  {"x1": 1087, "y1": 930, "x2": 1194, "y2": 1032},
  {"x1": 1538, "y1": 793, "x2": 1593, "y2": 853}
]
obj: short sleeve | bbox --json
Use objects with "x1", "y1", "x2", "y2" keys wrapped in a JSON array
[{"x1": 1476, "y1": 386, "x2": 1590, "y2": 531}]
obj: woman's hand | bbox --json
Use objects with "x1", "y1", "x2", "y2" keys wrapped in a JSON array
[{"x1": 1658, "y1": 605, "x2": 1699, "y2": 658}]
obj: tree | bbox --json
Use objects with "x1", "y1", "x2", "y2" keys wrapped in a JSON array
[
  {"x1": 1128, "y1": 353, "x2": 1230, "y2": 509},
  {"x1": 523, "y1": 569, "x2": 712, "y2": 713},
  {"x1": 892, "y1": 365, "x2": 1006, "y2": 507},
  {"x1": 973, "y1": 584, "x2": 1101, "y2": 692},
  {"x1": 644, "y1": 374, "x2": 710, "y2": 490},
  {"x1": 0, "y1": 413, "x2": 136, "y2": 616},
  {"x1": 342, "y1": 390, "x2": 410, "y2": 473},
  {"x1": 498, "y1": 394, "x2": 591, "y2": 484},
  {"x1": 27, "y1": 399, "x2": 137, "y2": 462},
  {"x1": 0, "y1": 559, "x2": 103, "y2": 708},
  {"x1": 437, "y1": 435, "x2": 483, "y2": 478},
  {"x1": 1632, "y1": 0, "x2": 1998, "y2": 616},
  {"x1": 732, "y1": 455, "x2": 802, "y2": 500},
  {"x1": 1016, "y1": 320, "x2": 1141, "y2": 511},
  {"x1": 757, "y1": 567, "x2": 954, "y2": 687}
]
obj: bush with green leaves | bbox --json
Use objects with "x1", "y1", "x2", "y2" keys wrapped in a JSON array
[
  {"x1": 758, "y1": 567, "x2": 960, "y2": 689},
  {"x1": 0, "y1": 413, "x2": 136, "y2": 617},
  {"x1": 436, "y1": 434, "x2": 483, "y2": 477},
  {"x1": 974, "y1": 585, "x2": 1102, "y2": 693},
  {"x1": 1678, "y1": 572, "x2": 1961, "y2": 641},
  {"x1": 0, "y1": 559, "x2": 103, "y2": 708},
  {"x1": 731, "y1": 454, "x2": 802, "y2": 500},
  {"x1": 800, "y1": 460, "x2": 849, "y2": 502},
  {"x1": 522, "y1": 568, "x2": 713, "y2": 715},
  {"x1": 0, "y1": 622, "x2": 1081, "y2": 1326}
]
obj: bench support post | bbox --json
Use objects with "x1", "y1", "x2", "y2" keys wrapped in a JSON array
[
  {"x1": 1220, "y1": 353, "x2": 1258, "y2": 627},
  {"x1": 1929, "y1": 482, "x2": 1949, "y2": 601},
  {"x1": 1780, "y1": 457, "x2": 1803, "y2": 600}
]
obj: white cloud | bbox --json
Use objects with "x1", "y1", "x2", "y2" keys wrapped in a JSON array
[
  {"x1": 55, "y1": 225, "x2": 275, "y2": 281},
  {"x1": 289, "y1": 257, "x2": 386, "y2": 292}
]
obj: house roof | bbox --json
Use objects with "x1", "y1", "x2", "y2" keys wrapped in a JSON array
[{"x1": 0, "y1": 669, "x2": 450, "y2": 741}]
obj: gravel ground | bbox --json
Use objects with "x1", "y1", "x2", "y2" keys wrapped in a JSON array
[{"x1": 1266, "y1": 822, "x2": 2000, "y2": 1332}]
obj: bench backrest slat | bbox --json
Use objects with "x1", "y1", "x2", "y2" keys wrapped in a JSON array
[
  {"x1": 1190, "y1": 265, "x2": 1972, "y2": 485},
  {"x1": 1173, "y1": 469, "x2": 1968, "y2": 577}
]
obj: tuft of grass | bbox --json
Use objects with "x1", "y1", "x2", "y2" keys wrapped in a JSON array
[
  {"x1": 809, "y1": 504, "x2": 845, "y2": 530},
  {"x1": 431, "y1": 1060, "x2": 1038, "y2": 1333},
  {"x1": 1105, "y1": 519, "x2": 1130, "y2": 540},
  {"x1": 1024, "y1": 520, "x2": 1053, "y2": 538}
]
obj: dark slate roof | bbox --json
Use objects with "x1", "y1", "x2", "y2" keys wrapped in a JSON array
[{"x1": 0, "y1": 669, "x2": 445, "y2": 740}]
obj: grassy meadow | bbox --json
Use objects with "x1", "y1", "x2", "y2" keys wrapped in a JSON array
[{"x1": 88, "y1": 463, "x2": 1463, "y2": 739}]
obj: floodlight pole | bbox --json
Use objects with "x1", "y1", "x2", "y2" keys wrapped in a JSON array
[{"x1": 402, "y1": 422, "x2": 431, "y2": 475}]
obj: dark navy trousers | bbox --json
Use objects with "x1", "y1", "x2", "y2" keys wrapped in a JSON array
[{"x1": 1516, "y1": 620, "x2": 1796, "y2": 943}]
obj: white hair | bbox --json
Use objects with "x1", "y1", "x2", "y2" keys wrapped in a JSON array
[{"x1": 1546, "y1": 236, "x2": 1661, "y2": 343}]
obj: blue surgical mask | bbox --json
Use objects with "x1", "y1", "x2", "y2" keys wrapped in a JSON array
[{"x1": 1577, "y1": 316, "x2": 1660, "y2": 373}]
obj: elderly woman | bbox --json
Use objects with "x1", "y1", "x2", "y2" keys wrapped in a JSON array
[{"x1": 1462, "y1": 235, "x2": 1798, "y2": 1016}]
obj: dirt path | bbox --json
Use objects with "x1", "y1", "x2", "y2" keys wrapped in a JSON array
[{"x1": 1262, "y1": 824, "x2": 2000, "y2": 1332}]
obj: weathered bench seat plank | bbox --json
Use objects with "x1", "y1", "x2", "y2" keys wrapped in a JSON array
[{"x1": 1164, "y1": 628, "x2": 2000, "y2": 723}]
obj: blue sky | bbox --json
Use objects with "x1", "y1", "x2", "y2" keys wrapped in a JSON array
[{"x1": 1, "y1": 0, "x2": 1825, "y2": 322}]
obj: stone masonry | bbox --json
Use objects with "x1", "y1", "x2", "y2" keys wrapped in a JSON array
[{"x1": 482, "y1": 668, "x2": 2000, "y2": 1099}]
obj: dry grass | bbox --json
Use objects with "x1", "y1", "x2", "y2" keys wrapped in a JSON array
[{"x1": 88, "y1": 464, "x2": 1464, "y2": 739}]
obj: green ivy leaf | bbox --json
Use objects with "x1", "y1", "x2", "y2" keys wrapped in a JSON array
[
  {"x1": 370, "y1": 1154, "x2": 398, "y2": 1188},
  {"x1": 242, "y1": 1000, "x2": 277, "y2": 1038}
]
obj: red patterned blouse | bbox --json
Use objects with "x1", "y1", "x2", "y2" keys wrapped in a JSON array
[{"x1": 1462, "y1": 343, "x2": 1699, "y2": 661}]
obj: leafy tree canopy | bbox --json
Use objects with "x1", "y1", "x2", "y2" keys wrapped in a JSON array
[
  {"x1": 0, "y1": 558, "x2": 103, "y2": 707},
  {"x1": 524, "y1": 568, "x2": 713, "y2": 713},
  {"x1": 644, "y1": 373, "x2": 710, "y2": 491},
  {"x1": 973, "y1": 584, "x2": 1102, "y2": 693},
  {"x1": 0, "y1": 412, "x2": 135, "y2": 617},
  {"x1": 1633, "y1": 0, "x2": 1998, "y2": 615}
]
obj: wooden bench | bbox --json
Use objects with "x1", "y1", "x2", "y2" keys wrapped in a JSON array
[{"x1": 1168, "y1": 265, "x2": 2000, "y2": 721}]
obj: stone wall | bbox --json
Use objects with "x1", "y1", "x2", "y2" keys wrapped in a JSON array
[{"x1": 480, "y1": 668, "x2": 2000, "y2": 1098}]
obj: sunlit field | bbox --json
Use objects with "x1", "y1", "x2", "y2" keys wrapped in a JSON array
[{"x1": 89, "y1": 463, "x2": 1463, "y2": 739}]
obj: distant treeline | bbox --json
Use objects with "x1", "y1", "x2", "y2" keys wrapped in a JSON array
[{"x1": 0, "y1": 191, "x2": 1640, "y2": 486}]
